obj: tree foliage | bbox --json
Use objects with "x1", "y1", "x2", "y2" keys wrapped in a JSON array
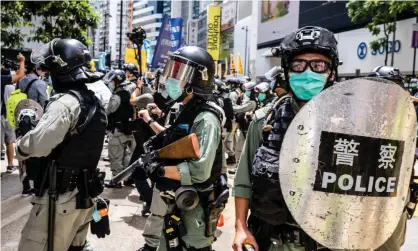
[
  {"x1": 346, "y1": 0, "x2": 418, "y2": 65},
  {"x1": 1, "y1": 0, "x2": 99, "y2": 48}
]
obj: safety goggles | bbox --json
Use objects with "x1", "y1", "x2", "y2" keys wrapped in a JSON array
[
  {"x1": 161, "y1": 56, "x2": 208, "y2": 85},
  {"x1": 290, "y1": 59, "x2": 331, "y2": 74}
]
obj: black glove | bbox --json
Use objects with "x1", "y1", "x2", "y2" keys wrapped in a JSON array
[
  {"x1": 145, "y1": 161, "x2": 164, "y2": 181},
  {"x1": 131, "y1": 158, "x2": 147, "y2": 181},
  {"x1": 90, "y1": 198, "x2": 110, "y2": 238}
]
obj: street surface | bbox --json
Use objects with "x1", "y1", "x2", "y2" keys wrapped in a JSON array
[{"x1": 1, "y1": 143, "x2": 417, "y2": 251}]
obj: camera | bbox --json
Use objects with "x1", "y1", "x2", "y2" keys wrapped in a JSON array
[
  {"x1": 127, "y1": 26, "x2": 147, "y2": 45},
  {"x1": 1, "y1": 55, "x2": 19, "y2": 71}
]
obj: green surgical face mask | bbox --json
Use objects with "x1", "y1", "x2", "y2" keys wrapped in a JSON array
[
  {"x1": 289, "y1": 70, "x2": 327, "y2": 101},
  {"x1": 245, "y1": 90, "x2": 251, "y2": 97},
  {"x1": 258, "y1": 93, "x2": 266, "y2": 102}
]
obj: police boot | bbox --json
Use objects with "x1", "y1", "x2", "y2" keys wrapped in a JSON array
[
  {"x1": 104, "y1": 180, "x2": 122, "y2": 189},
  {"x1": 141, "y1": 202, "x2": 151, "y2": 217},
  {"x1": 138, "y1": 244, "x2": 157, "y2": 251}
]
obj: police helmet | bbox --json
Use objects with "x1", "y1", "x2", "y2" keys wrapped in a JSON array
[
  {"x1": 254, "y1": 82, "x2": 271, "y2": 93},
  {"x1": 106, "y1": 69, "x2": 126, "y2": 85},
  {"x1": 274, "y1": 26, "x2": 339, "y2": 88},
  {"x1": 30, "y1": 38, "x2": 92, "y2": 83},
  {"x1": 243, "y1": 81, "x2": 257, "y2": 91},
  {"x1": 368, "y1": 66, "x2": 405, "y2": 85},
  {"x1": 226, "y1": 78, "x2": 242, "y2": 87},
  {"x1": 161, "y1": 46, "x2": 215, "y2": 97},
  {"x1": 123, "y1": 63, "x2": 139, "y2": 76}
]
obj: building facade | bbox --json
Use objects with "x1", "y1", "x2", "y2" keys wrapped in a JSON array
[
  {"x1": 253, "y1": 0, "x2": 418, "y2": 78},
  {"x1": 132, "y1": 0, "x2": 171, "y2": 49},
  {"x1": 92, "y1": 0, "x2": 131, "y2": 61}
]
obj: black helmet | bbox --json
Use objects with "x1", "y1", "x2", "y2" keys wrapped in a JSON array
[
  {"x1": 30, "y1": 38, "x2": 91, "y2": 83},
  {"x1": 106, "y1": 69, "x2": 126, "y2": 85},
  {"x1": 274, "y1": 26, "x2": 339, "y2": 88},
  {"x1": 368, "y1": 66, "x2": 405, "y2": 85},
  {"x1": 123, "y1": 63, "x2": 139, "y2": 76},
  {"x1": 226, "y1": 78, "x2": 242, "y2": 87},
  {"x1": 161, "y1": 46, "x2": 215, "y2": 100}
]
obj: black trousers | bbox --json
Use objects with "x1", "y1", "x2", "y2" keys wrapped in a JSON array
[{"x1": 130, "y1": 129, "x2": 154, "y2": 205}]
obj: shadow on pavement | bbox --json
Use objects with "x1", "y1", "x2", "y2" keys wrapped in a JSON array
[
  {"x1": 127, "y1": 194, "x2": 141, "y2": 205},
  {"x1": 101, "y1": 186, "x2": 135, "y2": 200},
  {"x1": 121, "y1": 214, "x2": 147, "y2": 231}
]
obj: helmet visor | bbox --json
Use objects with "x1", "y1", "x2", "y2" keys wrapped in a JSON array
[
  {"x1": 161, "y1": 57, "x2": 208, "y2": 85},
  {"x1": 30, "y1": 42, "x2": 53, "y2": 67}
]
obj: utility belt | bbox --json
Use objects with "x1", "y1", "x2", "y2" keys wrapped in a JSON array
[
  {"x1": 162, "y1": 175, "x2": 229, "y2": 251},
  {"x1": 34, "y1": 166, "x2": 106, "y2": 209},
  {"x1": 248, "y1": 215, "x2": 330, "y2": 251},
  {"x1": 111, "y1": 121, "x2": 135, "y2": 135}
]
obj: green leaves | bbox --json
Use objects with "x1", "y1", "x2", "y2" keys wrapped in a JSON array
[
  {"x1": 1, "y1": 0, "x2": 100, "y2": 48},
  {"x1": 346, "y1": 0, "x2": 418, "y2": 65}
]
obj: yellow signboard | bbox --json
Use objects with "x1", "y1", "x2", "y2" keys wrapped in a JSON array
[
  {"x1": 207, "y1": 6, "x2": 221, "y2": 61},
  {"x1": 124, "y1": 48, "x2": 147, "y2": 74},
  {"x1": 237, "y1": 53, "x2": 244, "y2": 75},
  {"x1": 223, "y1": 57, "x2": 228, "y2": 79}
]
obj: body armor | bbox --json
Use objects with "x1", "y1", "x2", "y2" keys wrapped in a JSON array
[
  {"x1": 156, "y1": 98, "x2": 223, "y2": 191},
  {"x1": 107, "y1": 88, "x2": 134, "y2": 134},
  {"x1": 250, "y1": 96, "x2": 296, "y2": 225},
  {"x1": 34, "y1": 89, "x2": 107, "y2": 195}
]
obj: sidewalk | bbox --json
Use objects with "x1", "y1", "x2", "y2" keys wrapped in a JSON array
[{"x1": 1, "y1": 145, "x2": 417, "y2": 251}]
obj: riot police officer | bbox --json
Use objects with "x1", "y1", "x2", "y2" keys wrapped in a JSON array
[
  {"x1": 135, "y1": 46, "x2": 226, "y2": 251},
  {"x1": 16, "y1": 38, "x2": 107, "y2": 251},
  {"x1": 369, "y1": 66, "x2": 406, "y2": 87},
  {"x1": 105, "y1": 69, "x2": 136, "y2": 188},
  {"x1": 232, "y1": 26, "x2": 340, "y2": 251},
  {"x1": 123, "y1": 63, "x2": 140, "y2": 94},
  {"x1": 368, "y1": 65, "x2": 411, "y2": 251},
  {"x1": 254, "y1": 82, "x2": 275, "y2": 108}
]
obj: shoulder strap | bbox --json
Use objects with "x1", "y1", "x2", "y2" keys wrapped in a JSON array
[
  {"x1": 66, "y1": 90, "x2": 98, "y2": 136},
  {"x1": 22, "y1": 79, "x2": 38, "y2": 95}
]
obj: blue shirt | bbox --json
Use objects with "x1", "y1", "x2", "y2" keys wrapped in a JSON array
[{"x1": 17, "y1": 73, "x2": 49, "y2": 107}]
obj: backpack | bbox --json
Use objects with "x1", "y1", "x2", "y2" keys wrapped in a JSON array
[{"x1": 6, "y1": 79, "x2": 38, "y2": 128}]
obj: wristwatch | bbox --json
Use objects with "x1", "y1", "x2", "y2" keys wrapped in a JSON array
[{"x1": 147, "y1": 118, "x2": 155, "y2": 125}]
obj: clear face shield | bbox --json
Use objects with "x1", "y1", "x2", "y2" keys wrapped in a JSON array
[
  {"x1": 160, "y1": 56, "x2": 209, "y2": 87},
  {"x1": 30, "y1": 39, "x2": 67, "y2": 69}
]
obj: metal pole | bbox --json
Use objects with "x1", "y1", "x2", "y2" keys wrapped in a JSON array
[
  {"x1": 103, "y1": 13, "x2": 107, "y2": 52},
  {"x1": 244, "y1": 26, "x2": 248, "y2": 76},
  {"x1": 118, "y1": 0, "x2": 123, "y2": 69},
  {"x1": 413, "y1": 16, "x2": 418, "y2": 76},
  {"x1": 391, "y1": 15, "x2": 397, "y2": 66}
]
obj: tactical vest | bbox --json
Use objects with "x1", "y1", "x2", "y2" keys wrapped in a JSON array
[
  {"x1": 156, "y1": 98, "x2": 223, "y2": 191},
  {"x1": 50, "y1": 89, "x2": 107, "y2": 170},
  {"x1": 250, "y1": 96, "x2": 297, "y2": 226},
  {"x1": 107, "y1": 88, "x2": 134, "y2": 134}
]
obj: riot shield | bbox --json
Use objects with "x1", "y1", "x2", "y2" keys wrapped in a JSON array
[
  {"x1": 279, "y1": 77, "x2": 416, "y2": 250},
  {"x1": 14, "y1": 99, "x2": 44, "y2": 126}
]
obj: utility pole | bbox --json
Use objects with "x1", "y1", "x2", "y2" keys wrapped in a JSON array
[
  {"x1": 242, "y1": 25, "x2": 249, "y2": 76},
  {"x1": 413, "y1": 16, "x2": 418, "y2": 76},
  {"x1": 390, "y1": 15, "x2": 397, "y2": 66},
  {"x1": 118, "y1": 0, "x2": 123, "y2": 69}
]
